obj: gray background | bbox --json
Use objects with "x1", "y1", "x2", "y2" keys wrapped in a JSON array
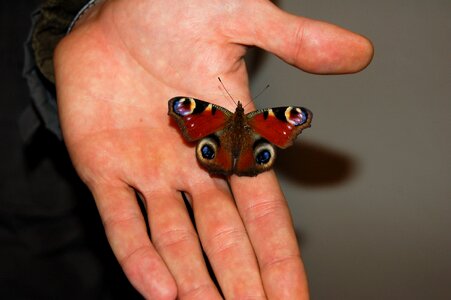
[{"x1": 249, "y1": 0, "x2": 450, "y2": 299}]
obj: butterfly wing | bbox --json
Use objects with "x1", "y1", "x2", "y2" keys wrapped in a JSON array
[
  {"x1": 194, "y1": 134, "x2": 234, "y2": 175},
  {"x1": 168, "y1": 97, "x2": 232, "y2": 141},
  {"x1": 169, "y1": 97, "x2": 235, "y2": 174},
  {"x1": 234, "y1": 140, "x2": 276, "y2": 176},
  {"x1": 169, "y1": 99, "x2": 312, "y2": 177},
  {"x1": 246, "y1": 106, "x2": 313, "y2": 149},
  {"x1": 232, "y1": 106, "x2": 312, "y2": 176}
]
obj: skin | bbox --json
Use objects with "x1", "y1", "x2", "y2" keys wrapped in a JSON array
[{"x1": 54, "y1": 0, "x2": 373, "y2": 299}]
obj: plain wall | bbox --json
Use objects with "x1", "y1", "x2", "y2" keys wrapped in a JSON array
[{"x1": 249, "y1": 1, "x2": 450, "y2": 299}]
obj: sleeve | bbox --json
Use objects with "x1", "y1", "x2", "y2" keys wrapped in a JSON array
[{"x1": 21, "y1": 0, "x2": 90, "y2": 142}]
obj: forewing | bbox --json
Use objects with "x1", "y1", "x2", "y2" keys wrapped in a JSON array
[
  {"x1": 246, "y1": 106, "x2": 312, "y2": 148},
  {"x1": 168, "y1": 97, "x2": 232, "y2": 141}
]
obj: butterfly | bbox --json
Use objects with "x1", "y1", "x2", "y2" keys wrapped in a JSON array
[{"x1": 168, "y1": 97, "x2": 312, "y2": 176}]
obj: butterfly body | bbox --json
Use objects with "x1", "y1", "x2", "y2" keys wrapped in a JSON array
[{"x1": 168, "y1": 97, "x2": 312, "y2": 176}]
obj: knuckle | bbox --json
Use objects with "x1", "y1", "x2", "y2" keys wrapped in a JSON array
[
  {"x1": 153, "y1": 227, "x2": 198, "y2": 250},
  {"x1": 203, "y1": 227, "x2": 247, "y2": 257},
  {"x1": 243, "y1": 198, "x2": 286, "y2": 224},
  {"x1": 118, "y1": 244, "x2": 150, "y2": 267},
  {"x1": 178, "y1": 283, "x2": 218, "y2": 299},
  {"x1": 261, "y1": 253, "x2": 301, "y2": 274},
  {"x1": 101, "y1": 212, "x2": 143, "y2": 234}
]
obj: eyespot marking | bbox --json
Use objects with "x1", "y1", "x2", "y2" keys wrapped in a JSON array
[
  {"x1": 256, "y1": 149, "x2": 271, "y2": 164},
  {"x1": 201, "y1": 144, "x2": 215, "y2": 159},
  {"x1": 173, "y1": 98, "x2": 195, "y2": 116},
  {"x1": 285, "y1": 107, "x2": 308, "y2": 126},
  {"x1": 253, "y1": 140, "x2": 275, "y2": 166},
  {"x1": 196, "y1": 136, "x2": 219, "y2": 162}
]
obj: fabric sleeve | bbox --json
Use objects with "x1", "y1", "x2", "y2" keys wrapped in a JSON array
[
  {"x1": 32, "y1": 0, "x2": 87, "y2": 83},
  {"x1": 21, "y1": 0, "x2": 89, "y2": 141}
]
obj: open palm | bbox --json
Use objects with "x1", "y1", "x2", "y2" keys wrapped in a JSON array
[{"x1": 54, "y1": 0, "x2": 372, "y2": 298}]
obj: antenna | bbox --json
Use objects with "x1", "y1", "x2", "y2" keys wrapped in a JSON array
[
  {"x1": 218, "y1": 77, "x2": 270, "y2": 108},
  {"x1": 218, "y1": 77, "x2": 237, "y2": 106},
  {"x1": 244, "y1": 84, "x2": 270, "y2": 108}
]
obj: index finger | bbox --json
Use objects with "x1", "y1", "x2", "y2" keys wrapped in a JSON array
[{"x1": 229, "y1": 171, "x2": 310, "y2": 299}]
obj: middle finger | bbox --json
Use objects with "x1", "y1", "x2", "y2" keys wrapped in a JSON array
[
  {"x1": 145, "y1": 188, "x2": 222, "y2": 299},
  {"x1": 191, "y1": 177, "x2": 266, "y2": 299}
]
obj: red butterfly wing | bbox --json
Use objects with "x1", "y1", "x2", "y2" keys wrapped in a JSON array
[
  {"x1": 196, "y1": 136, "x2": 234, "y2": 175},
  {"x1": 246, "y1": 106, "x2": 313, "y2": 148},
  {"x1": 168, "y1": 97, "x2": 232, "y2": 141},
  {"x1": 233, "y1": 146, "x2": 262, "y2": 176}
]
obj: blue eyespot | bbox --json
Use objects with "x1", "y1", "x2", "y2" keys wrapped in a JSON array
[
  {"x1": 256, "y1": 149, "x2": 271, "y2": 165},
  {"x1": 201, "y1": 144, "x2": 215, "y2": 159},
  {"x1": 288, "y1": 108, "x2": 307, "y2": 126},
  {"x1": 173, "y1": 98, "x2": 194, "y2": 116}
]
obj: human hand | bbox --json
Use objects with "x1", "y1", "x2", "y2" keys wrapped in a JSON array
[{"x1": 54, "y1": 0, "x2": 372, "y2": 298}]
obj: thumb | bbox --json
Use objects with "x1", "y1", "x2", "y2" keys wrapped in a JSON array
[{"x1": 232, "y1": 1, "x2": 373, "y2": 74}]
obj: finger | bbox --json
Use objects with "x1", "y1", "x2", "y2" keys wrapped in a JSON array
[
  {"x1": 191, "y1": 178, "x2": 266, "y2": 299},
  {"x1": 92, "y1": 183, "x2": 177, "y2": 299},
  {"x1": 232, "y1": 0, "x2": 373, "y2": 74},
  {"x1": 229, "y1": 171, "x2": 310, "y2": 300},
  {"x1": 145, "y1": 189, "x2": 222, "y2": 299}
]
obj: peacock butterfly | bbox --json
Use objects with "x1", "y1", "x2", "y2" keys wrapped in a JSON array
[{"x1": 168, "y1": 96, "x2": 312, "y2": 176}]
